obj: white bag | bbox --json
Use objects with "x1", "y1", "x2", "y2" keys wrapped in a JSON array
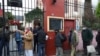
[{"x1": 87, "y1": 45, "x2": 96, "y2": 53}]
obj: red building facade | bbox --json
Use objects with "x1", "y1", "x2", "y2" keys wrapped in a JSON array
[{"x1": 43, "y1": 0, "x2": 65, "y2": 55}]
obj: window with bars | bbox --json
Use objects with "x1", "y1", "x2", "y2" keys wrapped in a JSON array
[
  {"x1": 74, "y1": 0, "x2": 78, "y2": 11},
  {"x1": 47, "y1": 16, "x2": 64, "y2": 31},
  {"x1": 7, "y1": 0, "x2": 22, "y2": 7},
  {"x1": 65, "y1": 0, "x2": 69, "y2": 13}
]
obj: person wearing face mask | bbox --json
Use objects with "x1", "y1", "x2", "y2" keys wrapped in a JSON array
[{"x1": 18, "y1": 27, "x2": 34, "y2": 56}]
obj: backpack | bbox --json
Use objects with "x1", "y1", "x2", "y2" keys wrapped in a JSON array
[{"x1": 60, "y1": 33, "x2": 67, "y2": 42}]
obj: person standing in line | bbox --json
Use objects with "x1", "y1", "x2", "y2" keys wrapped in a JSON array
[
  {"x1": 33, "y1": 23, "x2": 40, "y2": 53},
  {"x1": 18, "y1": 27, "x2": 34, "y2": 56},
  {"x1": 96, "y1": 29, "x2": 100, "y2": 55},
  {"x1": 81, "y1": 27, "x2": 93, "y2": 56},
  {"x1": 55, "y1": 29, "x2": 64, "y2": 56},
  {"x1": 14, "y1": 27, "x2": 23, "y2": 55},
  {"x1": 37, "y1": 26, "x2": 46, "y2": 56},
  {"x1": 0, "y1": 24, "x2": 11, "y2": 56},
  {"x1": 68, "y1": 29, "x2": 79, "y2": 56},
  {"x1": 0, "y1": 27, "x2": 4, "y2": 56}
]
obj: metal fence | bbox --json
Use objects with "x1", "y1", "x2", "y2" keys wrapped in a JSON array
[
  {"x1": 0, "y1": 0, "x2": 44, "y2": 56},
  {"x1": 0, "y1": 0, "x2": 96, "y2": 56}
]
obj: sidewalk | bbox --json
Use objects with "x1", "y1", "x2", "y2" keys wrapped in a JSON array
[
  {"x1": 7, "y1": 50, "x2": 98, "y2": 56},
  {"x1": 63, "y1": 50, "x2": 98, "y2": 56}
]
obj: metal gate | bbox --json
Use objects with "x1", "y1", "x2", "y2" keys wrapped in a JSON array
[
  {"x1": 0, "y1": 0, "x2": 44, "y2": 56},
  {"x1": 0, "y1": 0, "x2": 97, "y2": 56}
]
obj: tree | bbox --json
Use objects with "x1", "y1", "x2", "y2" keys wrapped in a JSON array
[
  {"x1": 5, "y1": 12, "x2": 14, "y2": 20},
  {"x1": 94, "y1": 2, "x2": 100, "y2": 29},
  {"x1": 25, "y1": 7, "x2": 43, "y2": 23},
  {"x1": 96, "y1": 2, "x2": 100, "y2": 18},
  {"x1": 83, "y1": 0, "x2": 95, "y2": 27},
  {"x1": 0, "y1": 12, "x2": 14, "y2": 28}
]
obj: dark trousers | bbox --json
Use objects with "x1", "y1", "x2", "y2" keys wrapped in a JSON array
[
  {"x1": 16, "y1": 41, "x2": 23, "y2": 55},
  {"x1": 83, "y1": 41, "x2": 91, "y2": 56},
  {"x1": 33, "y1": 37, "x2": 38, "y2": 52},
  {"x1": 96, "y1": 42, "x2": 100, "y2": 54},
  {"x1": 37, "y1": 44, "x2": 45, "y2": 56},
  {"x1": 0, "y1": 39, "x2": 9, "y2": 56}
]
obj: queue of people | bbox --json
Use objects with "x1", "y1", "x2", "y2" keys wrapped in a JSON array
[{"x1": 0, "y1": 22, "x2": 100, "y2": 56}]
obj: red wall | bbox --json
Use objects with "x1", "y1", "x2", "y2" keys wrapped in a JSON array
[
  {"x1": 43, "y1": 0, "x2": 64, "y2": 55},
  {"x1": 0, "y1": 9, "x2": 3, "y2": 17},
  {"x1": 63, "y1": 19, "x2": 76, "y2": 50}
]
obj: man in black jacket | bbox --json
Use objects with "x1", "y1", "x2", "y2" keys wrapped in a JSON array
[
  {"x1": 37, "y1": 26, "x2": 46, "y2": 56},
  {"x1": 0, "y1": 28, "x2": 3, "y2": 56},
  {"x1": 33, "y1": 24, "x2": 40, "y2": 53},
  {"x1": 0, "y1": 25, "x2": 10, "y2": 56},
  {"x1": 55, "y1": 29, "x2": 63, "y2": 56},
  {"x1": 81, "y1": 27, "x2": 93, "y2": 56}
]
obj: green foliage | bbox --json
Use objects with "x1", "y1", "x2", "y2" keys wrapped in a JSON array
[
  {"x1": 83, "y1": 0, "x2": 100, "y2": 30},
  {"x1": 5, "y1": 12, "x2": 14, "y2": 20},
  {"x1": 92, "y1": 23, "x2": 100, "y2": 30},
  {"x1": 83, "y1": 18, "x2": 100, "y2": 30},
  {"x1": 83, "y1": 18, "x2": 91, "y2": 27},
  {"x1": 25, "y1": 7, "x2": 43, "y2": 22},
  {"x1": 96, "y1": 2, "x2": 100, "y2": 18}
]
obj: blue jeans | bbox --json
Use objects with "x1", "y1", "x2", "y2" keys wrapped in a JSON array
[
  {"x1": 37, "y1": 44, "x2": 45, "y2": 56},
  {"x1": 16, "y1": 41, "x2": 23, "y2": 55},
  {"x1": 0, "y1": 39, "x2": 9, "y2": 56}
]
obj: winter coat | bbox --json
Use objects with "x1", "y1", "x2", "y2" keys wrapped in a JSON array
[
  {"x1": 96, "y1": 31, "x2": 100, "y2": 43},
  {"x1": 81, "y1": 28, "x2": 93, "y2": 42},
  {"x1": 23, "y1": 31, "x2": 33, "y2": 50},
  {"x1": 0, "y1": 28, "x2": 4, "y2": 39},
  {"x1": 33, "y1": 28, "x2": 38, "y2": 42},
  {"x1": 15, "y1": 31, "x2": 22, "y2": 41},
  {"x1": 37, "y1": 29, "x2": 46, "y2": 44},
  {"x1": 69, "y1": 30, "x2": 78, "y2": 47},
  {"x1": 55, "y1": 32, "x2": 63, "y2": 47},
  {"x1": 4, "y1": 29, "x2": 10, "y2": 42}
]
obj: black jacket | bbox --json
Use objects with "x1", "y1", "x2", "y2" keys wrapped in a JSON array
[
  {"x1": 55, "y1": 32, "x2": 63, "y2": 47},
  {"x1": 37, "y1": 29, "x2": 46, "y2": 44},
  {"x1": 0, "y1": 28, "x2": 4, "y2": 40},
  {"x1": 5, "y1": 29, "x2": 10, "y2": 41},
  {"x1": 96, "y1": 31, "x2": 100, "y2": 43},
  {"x1": 81, "y1": 28, "x2": 93, "y2": 42},
  {"x1": 0, "y1": 28, "x2": 10, "y2": 41}
]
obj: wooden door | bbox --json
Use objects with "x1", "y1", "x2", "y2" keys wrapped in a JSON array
[{"x1": 63, "y1": 20, "x2": 75, "y2": 50}]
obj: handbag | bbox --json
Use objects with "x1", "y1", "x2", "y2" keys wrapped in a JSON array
[{"x1": 87, "y1": 45, "x2": 96, "y2": 53}]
